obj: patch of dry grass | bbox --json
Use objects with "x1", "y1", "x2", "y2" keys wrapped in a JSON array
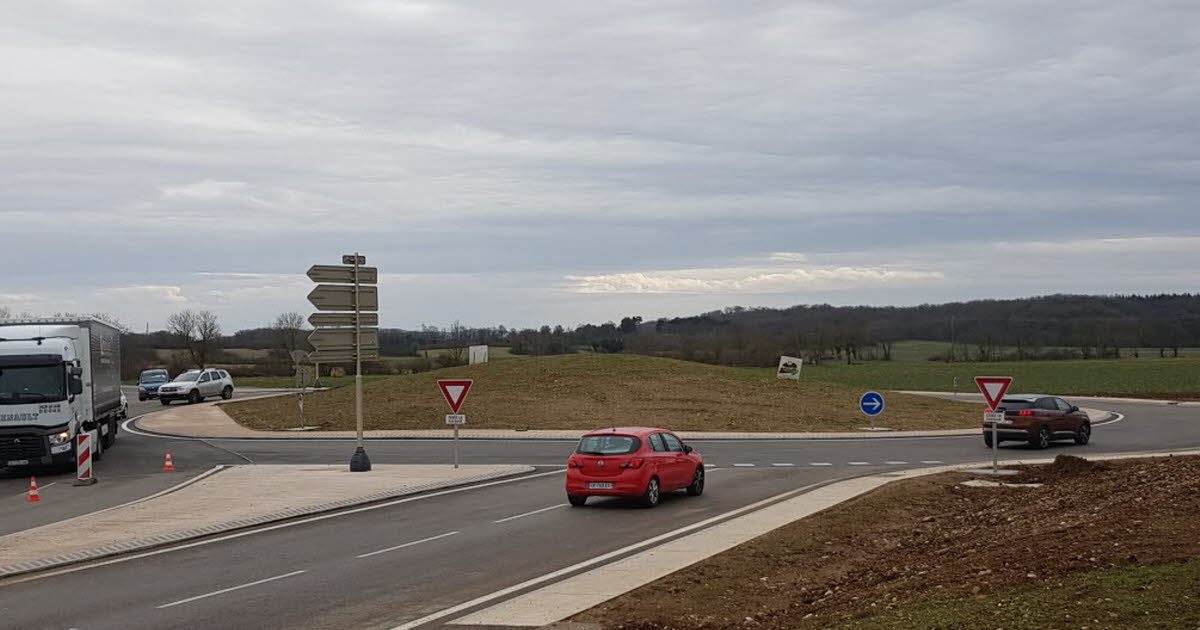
[{"x1": 223, "y1": 354, "x2": 980, "y2": 432}]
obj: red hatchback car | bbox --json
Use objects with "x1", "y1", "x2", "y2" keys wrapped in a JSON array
[{"x1": 566, "y1": 427, "x2": 705, "y2": 508}]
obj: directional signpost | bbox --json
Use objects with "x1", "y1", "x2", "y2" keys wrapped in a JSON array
[
  {"x1": 307, "y1": 253, "x2": 378, "y2": 472},
  {"x1": 438, "y1": 379, "x2": 473, "y2": 469},
  {"x1": 859, "y1": 391, "x2": 888, "y2": 431},
  {"x1": 974, "y1": 376, "x2": 1016, "y2": 476}
]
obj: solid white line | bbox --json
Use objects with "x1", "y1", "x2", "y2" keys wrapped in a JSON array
[
  {"x1": 386, "y1": 479, "x2": 835, "y2": 630},
  {"x1": 920, "y1": 460, "x2": 944, "y2": 464},
  {"x1": 884, "y1": 461, "x2": 908, "y2": 465},
  {"x1": 5, "y1": 468, "x2": 568, "y2": 585},
  {"x1": 156, "y1": 570, "x2": 307, "y2": 609},
  {"x1": 732, "y1": 463, "x2": 755, "y2": 467},
  {"x1": 848, "y1": 461, "x2": 871, "y2": 466},
  {"x1": 492, "y1": 504, "x2": 567, "y2": 524},
  {"x1": 810, "y1": 462, "x2": 833, "y2": 466},
  {"x1": 357, "y1": 531, "x2": 460, "y2": 558},
  {"x1": 771, "y1": 463, "x2": 795, "y2": 467}
]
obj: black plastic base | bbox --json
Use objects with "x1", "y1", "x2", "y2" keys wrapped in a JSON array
[{"x1": 349, "y1": 446, "x2": 372, "y2": 472}]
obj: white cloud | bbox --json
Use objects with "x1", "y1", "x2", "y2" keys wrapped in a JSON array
[
  {"x1": 567, "y1": 265, "x2": 945, "y2": 295},
  {"x1": 106, "y1": 285, "x2": 189, "y2": 304}
]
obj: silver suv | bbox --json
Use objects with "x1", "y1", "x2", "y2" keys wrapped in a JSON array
[{"x1": 158, "y1": 368, "x2": 235, "y2": 405}]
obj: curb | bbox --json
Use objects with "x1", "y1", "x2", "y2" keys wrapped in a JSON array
[
  {"x1": 128, "y1": 410, "x2": 1120, "y2": 442},
  {"x1": 0, "y1": 465, "x2": 534, "y2": 580}
]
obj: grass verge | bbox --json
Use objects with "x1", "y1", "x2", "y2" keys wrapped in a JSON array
[{"x1": 222, "y1": 353, "x2": 980, "y2": 432}]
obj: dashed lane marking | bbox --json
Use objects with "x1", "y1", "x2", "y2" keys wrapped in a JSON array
[
  {"x1": 156, "y1": 570, "x2": 308, "y2": 609},
  {"x1": 493, "y1": 504, "x2": 568, "y2": 524},
  {"x1": 848, "y1": 462, "x2": 871, "y2": 466},
  {"x1": 884, "y1": 461, "x2": 908, "y2": 465},
  {"x1": 771, "y1": 463, "x2": 795, "y2": 467},
  {"x1": 810, "y1": 462, "x2": 833, "y2": 466},
  {"x1": 732, "y1": 463, "x2": 755, "y2": 467},
  {"x1": 920, "y1": 460, "x2": 944, "y2": 464},
  {"x1": 357, "y1": 531, "x2": 460, "y2": 559}
]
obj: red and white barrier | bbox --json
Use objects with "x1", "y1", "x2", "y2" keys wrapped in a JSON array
[{"x1": 74, "y1": 431, "x2": 98, "y2": 486}]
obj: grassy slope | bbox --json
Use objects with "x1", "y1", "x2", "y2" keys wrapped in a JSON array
[{"x1": 223, "y1": 353, "x2": 979, "y2": 432}]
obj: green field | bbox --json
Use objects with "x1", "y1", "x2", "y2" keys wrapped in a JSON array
[
  {"x1": 795, "y1": 356, "x2": 1200, "y2": 397},
  {"x1": 223, "y1": 353, "x2": 982, "y2": 433}
]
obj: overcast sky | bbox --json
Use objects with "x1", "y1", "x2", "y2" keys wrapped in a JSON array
[{"x1": 2, "y1": 1, "x2": 1198, "y2": 332}]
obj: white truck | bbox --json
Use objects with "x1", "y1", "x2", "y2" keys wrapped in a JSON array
[{"x1": 0, "y1": 318, "x2": 123, "y2": 471}]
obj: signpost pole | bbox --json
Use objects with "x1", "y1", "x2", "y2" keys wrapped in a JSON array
[
  {"x1": 349, "y1": 252, "x2": 371, "y2": 472},
  {"x1": 453, "y1": 424, "x2": 459, "y2": 469},
  {"x1": 992, "y1": 419, "x2": 999, "y2": 474}
]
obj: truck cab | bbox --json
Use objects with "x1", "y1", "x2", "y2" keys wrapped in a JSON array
[{"x1": 0, "y1": 319, "x2": 122, "y2": 471}]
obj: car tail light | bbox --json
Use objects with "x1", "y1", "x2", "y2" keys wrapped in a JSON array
[
  {"x1": 567, "y1": 458, "x2": 583, "y2": 468},
  {"x1": 620, "y1": 458, "x2": 645, "y2": 469},
  {"x1": 1019, "y1": 410, "x2": 1034, "y2": 416}
]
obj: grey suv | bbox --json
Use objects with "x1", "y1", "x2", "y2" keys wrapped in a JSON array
[{"x1": 158, "y1": 369, "x2": 236, "y2": 405}]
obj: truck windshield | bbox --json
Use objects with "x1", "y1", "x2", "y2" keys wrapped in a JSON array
[{"x1": 0, "y1": 365, "x2": 67, "y2": 404}]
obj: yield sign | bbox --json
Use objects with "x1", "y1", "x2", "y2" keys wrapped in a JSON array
[
  {"x1": 974, "y1": 376, "x2": 1014, "y2": 411},
  {"x1": 437, "y1": 379, "x2": 473, "y2": 414}
]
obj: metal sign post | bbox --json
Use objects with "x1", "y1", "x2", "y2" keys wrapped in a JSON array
[
  {"x1": 306, "y1": 253, "x2": 379, "y2": 472},
  {"x1": 983, "y1": 411, "x2": 1004, "y2": 473},
  {"x1": 445, "y1": 414, "x2": 467, "y2": 468},
  {"x1": 438, "y1": 380, "x2": 473, "y2": 469}
]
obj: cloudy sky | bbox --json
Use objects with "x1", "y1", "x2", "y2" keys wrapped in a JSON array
[{"x1": 2, "y1": 1, "x2": 1198, "y2": 332}]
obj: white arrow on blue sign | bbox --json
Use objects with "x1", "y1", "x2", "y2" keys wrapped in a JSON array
[{"x1": 859, "y1": 392, "x2": 885, "y2": 416}]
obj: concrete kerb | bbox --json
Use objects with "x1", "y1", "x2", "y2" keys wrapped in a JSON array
[
  {"x1": 444, "y1": 448, "x2": 1200, "y2": 629},
  {"x1": 128, "y1": 397, "x2": 1118, "y2": 442},
  {"x1": 0, "y1": 466, "x2": 534, "y2": 581}
]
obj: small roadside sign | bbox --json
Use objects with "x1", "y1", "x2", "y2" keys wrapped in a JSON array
[
  {"x1": 437, "y1": 379, "x2": 473, "y2": 413},
  {"x1": 308, "y1": 313, "x2": 379, "y2": 327},
  {"x1": 975, "y1": 376, "x2": 1014, "y2": 410},
  {"x1": 859, "y1": 392, "x2": 885, "y2": 416},
  {"x1": 983, "y1": 411, "x2": 1005, "y2": 424},
  {"x1": 307, "y1": 265, "x2": 378, "y2": 284},
  {"x1": 307, "y1": 285, "x2": 379, "y2": 311},
  {"x1": 308, "y1": 349, "x2": 379, "y2": 363},
  {"x1": 342, "y1": 254, "x2": 366, "y2": 265},
  {"x1": 776, "y1": 355, "x2": 802, "y2": 380},
  {"x1": 445, "y1": 414, "x2": 467, "y2": 425},
  {"x1": 308, "y1": 328, "x2": 379, "y2": 350}
]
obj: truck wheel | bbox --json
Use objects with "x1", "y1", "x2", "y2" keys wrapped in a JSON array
[
  {"x1": 188, "y1": 390, "x2": 201, "y2": 404},
  {"x1": 221, "y1": 386, "x2": 233, "y2": 400},
  {"x1": 102, "y1": 420, "x2": 117, "y2": 449}
]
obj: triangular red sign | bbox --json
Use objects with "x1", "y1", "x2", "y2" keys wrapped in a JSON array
[
  {"x1": 974, "y1": 376, "x2": 1014, "y2": 411},
  {"x1": 437, "y1": 379, "x2": 473, "y2": 413}
]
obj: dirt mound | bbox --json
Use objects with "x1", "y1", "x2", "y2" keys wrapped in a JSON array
[
  {"x1": 1017, "y1": 454, "x2": 1109, "y2": 482},
  {"x1": 578, "y1": 455, "x2": 1200, "y2": 630}
]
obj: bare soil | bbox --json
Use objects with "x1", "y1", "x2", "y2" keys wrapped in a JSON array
[{"x1": 575, "y1": 455, "x2": 1200, "y2": 630}]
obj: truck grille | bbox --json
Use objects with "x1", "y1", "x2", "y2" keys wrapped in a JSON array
[{"x1": 0, "y1": 434, "x2": 47, "y2": 460}]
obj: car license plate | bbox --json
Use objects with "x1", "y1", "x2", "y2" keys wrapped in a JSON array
[
  {"x1": 6, "y1": 460, "x2": 29, "y2": 466},
  {"x1": 587, "y1": 482, "x2": 614, "y2": 490}
]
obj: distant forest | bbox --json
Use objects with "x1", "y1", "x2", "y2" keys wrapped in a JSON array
[{"x1": 112, "y1": 293, "x2": 1200, "y2": 374}]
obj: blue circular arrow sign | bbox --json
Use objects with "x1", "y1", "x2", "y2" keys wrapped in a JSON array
[{"x1": 859, "y1": 391, "x2": 885, "y2": 416}]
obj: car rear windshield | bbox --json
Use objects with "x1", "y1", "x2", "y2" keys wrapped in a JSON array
[
  {"x1": 576, "y1": 435, "x2": 641, "y2": 455},
  {"x1": 999, "y1": 399, "x2": 1034, "y2": 410}
]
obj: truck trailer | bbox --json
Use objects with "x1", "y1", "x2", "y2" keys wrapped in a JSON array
[{"x1": 0, "y1": 318, "x2": 123, "y2": 471}]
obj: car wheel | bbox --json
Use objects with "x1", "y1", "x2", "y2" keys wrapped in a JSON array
[
  {"x1": 1029, "y1": 426, "x2": 1051, "y2": 449},
  {"x1": 567, "y1": 494, "x2": 587, "y2": 507},
  {"x1": 1074, "y1": 423, "x2": 1091, "y2": 445},
  {"x1": 686, "y1": 466, "x2": 705, "y2": 496},
  {"x1": 640, "y1": 477, "x2": 661, "y2": 508},
  {"x1": 139, "y1": 395, "x2": 147, "y2": 402},
  {"x1": 188, "y1": 390, "x2": 201, "y2": 404},
  {"x1": 221, "y1": 386, "x2": 233, "y2": 400},
  {"x1": 160, "y1": 398, "x2": 171, "y2": 406}
]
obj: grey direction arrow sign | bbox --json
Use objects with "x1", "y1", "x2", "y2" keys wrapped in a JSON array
[
  {"x1": 308, "y1": 285, "x2": 378, "y2": 311},
  {"x1": 308, "y1": 328, "x2": 379, "y2": 350},
  {"x1": 308, "y1": 313, "x2": 379, "y2": 327},
  {"x1": 308, "y1": 350, "x2": 380, "y2": 363},
  {"x1": 307, "y1": 265, "x2": 378, "y2": 284}
]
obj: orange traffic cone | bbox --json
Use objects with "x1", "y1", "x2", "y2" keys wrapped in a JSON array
[
  {"x1": 27, "y1": 476, "x2": 41, "y2": 502},
  {"x1": 162, "y1": 451, "x2": 175, "y2": 472}
]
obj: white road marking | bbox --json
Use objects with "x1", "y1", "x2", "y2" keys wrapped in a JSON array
[
  {"x1": 704, "y1": 464, "x2": 717, "y2": 468},
  {"x1": 848, "y1": 461, "x2": 871, "y2": 466},
  {"x1": 884, "y1": 461, "x2": 908, "y2": 465},
  {"x1": 387, "y1": 479, "x2": 835, "y2": 630},
  {"x1": 357, "y1": 531, "x2": 460, "y2": 558},
  {"x1": 156, "y1": 570, "x2": 308, "y2": 609},
  {"x1": 732, "y1": 463, "x2": 755, "y2": 467},
  {"x1": 493, "y1": 504, "x2": 568, "y2": 524},
  {"x1": 6, "y1": 468, "x2": 568, "y2": 585},
  {"x1": 809, "y1": 462, "x2": 833, "y2": 466},
  {"x1": 920, "y1": 460, "x2": 944, "y2": 464},
  {"x1": 771, "y1": 463, "x2": 795, "y2": 467}
]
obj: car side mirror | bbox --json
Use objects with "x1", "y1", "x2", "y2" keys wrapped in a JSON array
[
  {"x1": 683, "y1": 445, "x2": 693, "y2": 454},
  {"x1": 1071, "y1": 406, "x2": 1079, "y2": 412}
]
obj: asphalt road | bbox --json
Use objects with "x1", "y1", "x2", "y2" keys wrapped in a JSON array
[{"x1": 0, "y1": 398, "x2": 1196, "y2": 629}]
